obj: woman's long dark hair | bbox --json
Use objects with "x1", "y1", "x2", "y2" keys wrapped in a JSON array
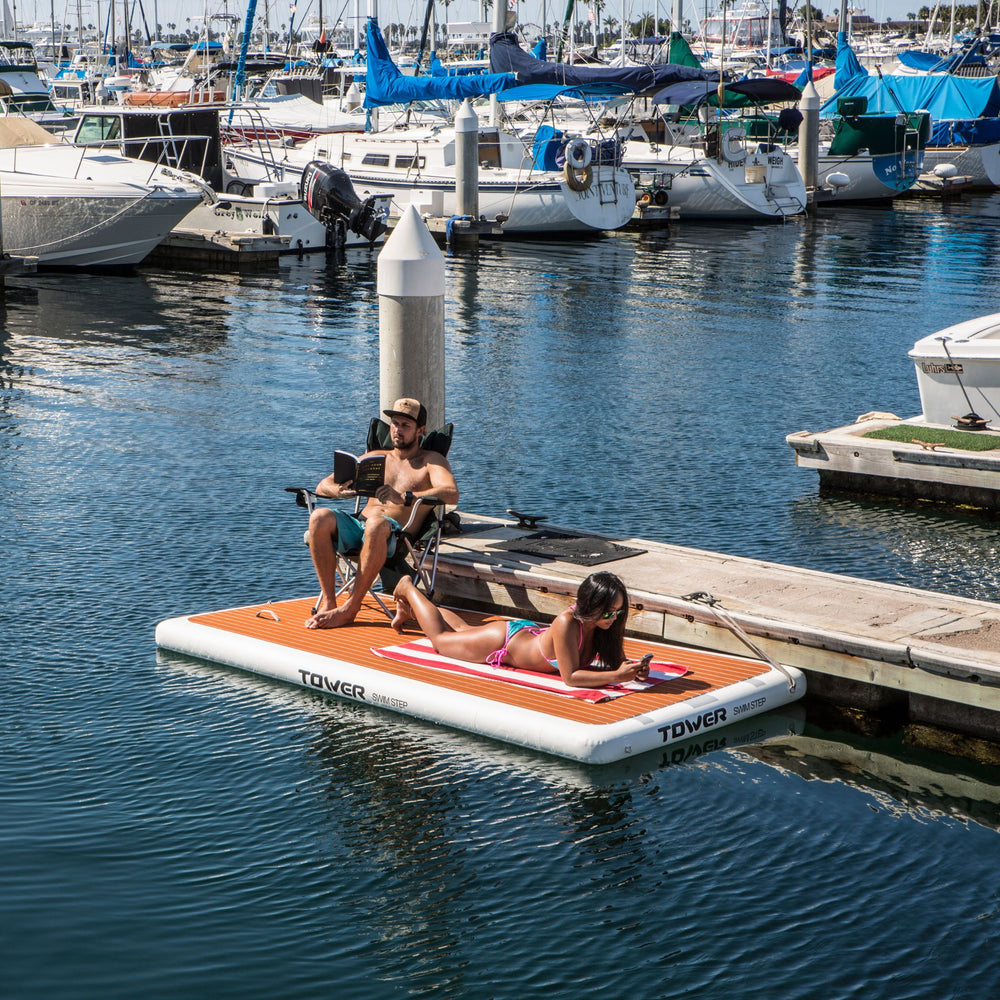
[{"x1": 573, "y1": 572, "x2": 629, "y2": 668}]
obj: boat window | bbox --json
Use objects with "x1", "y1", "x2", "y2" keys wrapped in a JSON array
[
  {"x1": 394, "y1": 155, "x2": 424, "y2": 169},
  {"x1": 362, "y1": 154, "x2": 390, "y2": 167},
  {"x1": 76, "y1": 115, "x2": 121, "y2": 145}
]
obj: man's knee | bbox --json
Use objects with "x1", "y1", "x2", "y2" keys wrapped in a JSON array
[
  {"x1": 364, "y1": 515, "x2": 392, "y2": 546},
  {"x1": 309, "y1": 506, "x2": 338, "y2": 541}
]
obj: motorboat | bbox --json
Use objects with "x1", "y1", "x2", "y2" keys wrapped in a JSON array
[
  {"x1": 179, "y1": 174, "x2": 391, "y2": 251},
  {"x1": 0, "y1": 118, "x2": 209, "y2": 267},
  {"x1": 910, "y1": 314, "x2": 1000, "y2": 427}
]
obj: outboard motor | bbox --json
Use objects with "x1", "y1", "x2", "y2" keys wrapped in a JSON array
[{"x1": 300, "y1": 161, "x2": 388, "y2": 245}]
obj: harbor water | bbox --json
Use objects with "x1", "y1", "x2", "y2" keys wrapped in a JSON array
[{"x1": 4, "y1": 196, "x2": 1000, "y2": 999}]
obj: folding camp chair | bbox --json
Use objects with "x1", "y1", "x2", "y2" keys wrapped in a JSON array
[{"x1": 286, "y1": 417, "x2": 454, "y2": 619}]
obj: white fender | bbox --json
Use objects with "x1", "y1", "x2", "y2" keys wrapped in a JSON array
[{"x1": 565, "y1": 137, "x2": 593, "y2": 169}]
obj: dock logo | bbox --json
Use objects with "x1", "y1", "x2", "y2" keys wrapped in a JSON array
[
  {"x1": 297, "y1": 669, "x2": 365, "y2": 700},
  {"x1": 658, "y1": 707, "x2": 727, "y2": 743}
]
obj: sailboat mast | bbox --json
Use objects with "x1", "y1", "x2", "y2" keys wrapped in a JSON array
[
  {"x1": 556, "y1": 0, "x2": 573, "y2": 62},
  {"x1": 414, "y1": 0, "x2": 434, "y2": 74}
]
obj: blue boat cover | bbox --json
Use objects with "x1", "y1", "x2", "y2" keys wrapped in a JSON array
[
  {"x1": 489, "y1": 31, "x2": 715, "y2": 92},
  {"x1": 833, "y1": 31, "x2": 867, "y2": 91},
  {"x1": 929, "y1": 116, "x2": 1000, "y2": 145},
  {"x1": 896, "y1": 49, "x2": 948, "y2": 72},
  {"x1": 827, "y1": 34, "x2": 1000, "y2": 121},
  {"x1": 364, "y1": 18, "x2": 515, "y2": 108}
]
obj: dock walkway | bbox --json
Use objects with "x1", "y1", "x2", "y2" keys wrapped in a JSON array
[{"x1": 431, "y1": 513, "x2": 1000, "y2": 753}]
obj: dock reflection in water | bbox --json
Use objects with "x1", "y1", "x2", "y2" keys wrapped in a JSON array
[{"x1": 4, "y1": 199, "x2": 1000, "y2": 999}]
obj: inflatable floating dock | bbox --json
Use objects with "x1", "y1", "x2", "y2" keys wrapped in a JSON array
[{"x1": 155, "y1": 596, "x2": 806, "y2": 765}]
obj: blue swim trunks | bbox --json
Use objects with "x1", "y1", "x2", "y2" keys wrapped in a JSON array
[{"x1": 333, "y1": 510, "x2": 401, "y2": 558}]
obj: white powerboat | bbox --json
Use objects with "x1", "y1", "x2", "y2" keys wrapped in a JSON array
[
  {"x1": 0, "y1": 118, "x2": 209, "y2": 267},
  {"x1": 910, "y1": 315, "x2": 1000, "y2": 427}
]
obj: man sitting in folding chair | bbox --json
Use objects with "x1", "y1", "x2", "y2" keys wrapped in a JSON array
[{"x1": 304, "y1": 397, "x2": 459, "y2": 630}]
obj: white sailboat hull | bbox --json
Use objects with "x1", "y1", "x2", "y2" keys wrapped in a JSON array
[
  {"x1": 226, "y1": 128, "x2": 637, "y2": 235},
  {"x1": 922, "y1": 143, "x2": 1000, "y2": 188},
  {"x1": 790, "y1": 148, "x2": 923, "y2": 201},
  {"x1": 623, "y1": 141, "x2": 806, "y2": 219}
]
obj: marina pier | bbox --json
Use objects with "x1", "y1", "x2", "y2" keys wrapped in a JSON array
[{"x1": 430, "y1": 513, "x2": 1000, "y2": 760}]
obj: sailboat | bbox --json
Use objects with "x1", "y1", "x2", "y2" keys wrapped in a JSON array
[{"x1": 226, "y1": 19, "x2": 640, "y2": 235}]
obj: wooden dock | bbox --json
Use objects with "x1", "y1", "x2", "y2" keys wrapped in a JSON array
[
  {"x1": 147, "y1": 229, "x2": 287, "y2": 267},
  {"x1": 787, "y1": 412, "x2": 1000, "y2": 511},
  {"x1": 429, "y1": 511, "x2": 1000, "y2": 762}
]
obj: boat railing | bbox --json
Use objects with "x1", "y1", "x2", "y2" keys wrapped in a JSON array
[
  {"x1": 218, "y1": 106, "x2": 288, "y2": 184},
  {"x1": 64, "y1": 133, "x2": 213, "y2": 188}
]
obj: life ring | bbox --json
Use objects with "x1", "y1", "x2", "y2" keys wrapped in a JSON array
[
  {"x1": 564, "y1": 137, "x2": 593, "y2": 170},
  {"x1": 564, "y1": 163, "x2": 593, "y2": 192},
  {"x1": 720, "y1": 126, "x2": 748, "y2": 165},
  {"x1": 639, "y1": 192, "x2": 651, "y2": 205}
]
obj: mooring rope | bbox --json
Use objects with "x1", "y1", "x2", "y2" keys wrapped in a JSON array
[{"x1": 680, "y1": 591, "x2": 799, "y2": 693}]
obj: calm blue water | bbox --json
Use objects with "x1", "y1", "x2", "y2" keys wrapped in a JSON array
[{"x1": 4, "y1": 197, "x2": 1000, "y2": 999}]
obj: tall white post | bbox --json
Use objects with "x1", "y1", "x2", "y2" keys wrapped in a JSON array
[
  {"x1": 455, "y1": 99, "x2": 479, "y2": 218},
  {"x1": 377, "y1": 206, "x2": 447, "y2": 429},
  {"x1": 798, "y1": 79, "x2": 819, "y2": 194}
]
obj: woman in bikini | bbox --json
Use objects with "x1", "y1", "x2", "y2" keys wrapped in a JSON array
[{"x1": 391, "y1": 571, "x2": 650, "y2": 689}]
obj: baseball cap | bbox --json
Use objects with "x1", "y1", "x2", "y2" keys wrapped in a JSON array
[{"x1": 383, "y1": 397, "x2": 427, "y2": 426}]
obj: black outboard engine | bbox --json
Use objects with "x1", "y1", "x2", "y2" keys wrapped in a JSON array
[{"x1": 300, "y1": 161, "x2": 388, "y2": 246}]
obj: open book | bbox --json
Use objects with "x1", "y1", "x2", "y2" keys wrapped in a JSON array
[{"x1": 334, "y1": 450, "x2": 386, "y2": 496}]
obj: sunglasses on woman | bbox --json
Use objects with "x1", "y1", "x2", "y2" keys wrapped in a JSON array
[{"x1": 599, "y1": 607, "x2": 623, "y2": 620}]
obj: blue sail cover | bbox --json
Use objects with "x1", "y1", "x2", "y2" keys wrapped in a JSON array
[
  {"x1": 489, "y1": 31, "x2": 716, "y2": 92},
  {"x1": 825, "y1": 36, "x2": 1000, "y2": 121},
  {"x1": 833, "y1": 31, "x2": 867, "y2": 91},
  {"x1": 364, "y1": 18, "x2": 515, "y2": 108}
]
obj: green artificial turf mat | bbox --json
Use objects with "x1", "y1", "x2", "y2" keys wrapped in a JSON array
[{"x1": 864, "y1": 424, "x2": 1000, "y2": 451}]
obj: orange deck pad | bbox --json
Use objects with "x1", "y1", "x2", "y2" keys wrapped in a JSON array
[{"x1": 190, "y1": 596, "x2": 773, "y2": 724}]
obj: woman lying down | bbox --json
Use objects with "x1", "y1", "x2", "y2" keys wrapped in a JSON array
[{"x1": 392, "y1": 571, "x2": 651, "y2": 689}]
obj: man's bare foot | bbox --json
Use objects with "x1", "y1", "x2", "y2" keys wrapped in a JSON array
[{"x1": 305, "y1": 604, "x2": 357, "y2": 629}]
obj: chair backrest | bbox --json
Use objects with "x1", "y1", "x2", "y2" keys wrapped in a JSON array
[{"x1": 366, "y1": 417, "x2": 454, "y2": 457}]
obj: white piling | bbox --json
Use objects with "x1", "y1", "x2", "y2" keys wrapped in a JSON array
[
  {"x1": 454, "y1": 99, "x2": 480, "y2": 220},
  {"x1": 798, "y1": 79, "x2": 820, "y2": 195},
  {"x1": 376, "y1": 205, "x2": 447, "y2": 427}
]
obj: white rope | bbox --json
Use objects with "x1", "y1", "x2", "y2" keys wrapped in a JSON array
[
  {"x1": 12, "y1": 188, "x2": 158, "y2": 254},
  {"x1": 680, "y1": 591, "x2": 799, "y2": 693}
]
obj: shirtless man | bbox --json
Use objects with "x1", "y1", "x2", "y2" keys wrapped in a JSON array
[{"x1": 305, "y1": 397, "x2": 459, "y2": 629}]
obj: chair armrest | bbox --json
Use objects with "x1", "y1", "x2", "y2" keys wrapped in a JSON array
[
  {"x1": 401, "y1": 496, "x2": 443, "y2": 534},
  {"x1": 285, "y1": 486, "x2": 318, "y2": 512}
]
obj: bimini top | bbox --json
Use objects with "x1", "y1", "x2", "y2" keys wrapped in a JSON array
[
  {"x1": 489, "y1": 30, "x2": 716, "y2": 94},
  {"x1": 495, "y1": 82, "x2": 635, "y2": 103},
  {"x1": 910, "y1": 313, "x2": 1000, "y2": 361},
  {"x1": 652, "y1": 76, "x2": 802, "y2": 108}
]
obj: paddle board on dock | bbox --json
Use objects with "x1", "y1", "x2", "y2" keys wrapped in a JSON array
[{"x1": 155, "y1": 596, "x2": 805, "y2": 765}]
